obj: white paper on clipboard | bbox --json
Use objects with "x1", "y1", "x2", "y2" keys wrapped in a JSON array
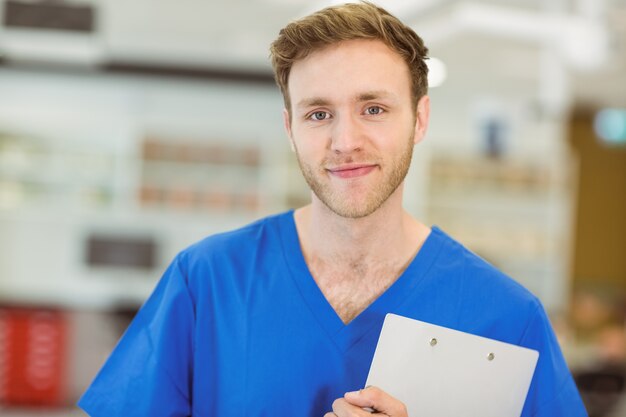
[{"x1": 365, "y1": 314, "x2": 539, "y2": 417}]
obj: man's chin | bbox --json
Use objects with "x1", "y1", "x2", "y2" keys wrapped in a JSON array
[{"x1": 320, "y1": 198, "x2": 382, "y2": 219}]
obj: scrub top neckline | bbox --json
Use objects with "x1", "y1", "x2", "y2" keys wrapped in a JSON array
[{"x1": 277, "y1": 210, "x2": 445, "y2": 353}]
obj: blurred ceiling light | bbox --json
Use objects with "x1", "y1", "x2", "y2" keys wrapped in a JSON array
[
  {"x1": 594, "y1": 108, "x2": 626, "y2": 146},
  {"x1": 417, "y1": 2, "x2": 609, "y2": 72},
  {"x1": 427, "y1": 57, "x2": 447, "y2": 88}
]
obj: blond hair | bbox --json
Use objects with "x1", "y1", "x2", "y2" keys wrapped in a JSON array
[{"x1": 269, "y1": 1, "x2": 429, "y2": 112}]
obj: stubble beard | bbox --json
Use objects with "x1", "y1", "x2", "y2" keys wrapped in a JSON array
[{"x1": 294, "y1": 135, "x2": 415, "y2": 219}]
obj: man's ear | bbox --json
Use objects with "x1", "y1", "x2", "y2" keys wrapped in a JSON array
[
  {"x1": 283, "y1": 108, "x2": 295, "y2": 152},
  {"x1": 412, "y1": 95, "x2": 431, "y2": 145}
]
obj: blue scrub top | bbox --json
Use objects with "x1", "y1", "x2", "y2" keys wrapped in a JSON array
[{"x1": 79, "y1": 211, "x2": 587, "y2": 416}]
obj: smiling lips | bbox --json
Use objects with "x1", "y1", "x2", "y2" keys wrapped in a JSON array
[{"x1": 327, "y1": 164, "x2": 378, "y2": 179}]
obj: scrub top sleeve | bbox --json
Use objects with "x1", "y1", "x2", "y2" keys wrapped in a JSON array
[
  {"x1": 519, "y1": 302, "x2": 588, "y2": 417},
  {"x1": 78, "y1": 255, "x2": 195, "y2": 417}
]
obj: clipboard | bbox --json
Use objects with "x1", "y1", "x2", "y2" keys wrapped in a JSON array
[{"x1": 365, "y1": 314, "x2": 539, "y2": 417}]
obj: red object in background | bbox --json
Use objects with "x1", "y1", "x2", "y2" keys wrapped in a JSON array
[{"x1": 0, "y1": 307, "x2": 68, "y2": 406}]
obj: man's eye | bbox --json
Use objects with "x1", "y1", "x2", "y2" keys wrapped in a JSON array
[
  {"x1": 365, "y1": 106, "x2": 384, "y2": 115},
  {"x1": 309, "y1": 111, "x2": 329, "y2": 121}
]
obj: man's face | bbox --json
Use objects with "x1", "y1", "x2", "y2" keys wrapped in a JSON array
[{"x1": 284, "y1": 39, "x2": 429, "y2": 219}]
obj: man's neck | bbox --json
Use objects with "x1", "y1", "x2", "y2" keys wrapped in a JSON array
[
  {"x1": 293, "y1": 189, "x2": 431, "y2": 324},
  {"x1": 294, "y1": 193, "x2": 428, "y2": 269}
]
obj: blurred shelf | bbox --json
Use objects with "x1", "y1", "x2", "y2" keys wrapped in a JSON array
[
  {"x1": 0, "y1": 120, "x2": 309, "y2": 308},
  {"x1": 425, "y1": 153, "x2": 578, "y2": 311}
]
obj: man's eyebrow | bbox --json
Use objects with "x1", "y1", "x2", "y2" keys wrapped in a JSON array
[
  {"x1": 296, "y1": 97, "x2": 330, "y2": 109},
  {"x1": 357, "y1": 91, "x2": 395, "y2": 102},
  {"x1": 295, "y1": 91, "x2": 396, "y2": 110}
]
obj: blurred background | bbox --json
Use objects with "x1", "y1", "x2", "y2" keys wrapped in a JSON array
[{"x1": 0, "y1": 0, "x2": 624, "y2": 416}]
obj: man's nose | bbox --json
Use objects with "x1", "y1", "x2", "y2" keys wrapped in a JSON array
[{"x1": 330, "y1": 114, "x2": 364, "y2": 154}]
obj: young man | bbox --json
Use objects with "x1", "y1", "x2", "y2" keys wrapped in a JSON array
[{"x1": 79, "y1": 2, "x2": 587, "y2": 416}]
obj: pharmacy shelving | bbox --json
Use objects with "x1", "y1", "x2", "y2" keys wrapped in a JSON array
[
  {"x1": 0, "y1": 68, "x2": 296, "y2": 309},
  {"x1": 424, "y1": 153, "x2": 578, "y2": 312}
]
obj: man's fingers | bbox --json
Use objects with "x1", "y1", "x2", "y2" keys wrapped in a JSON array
[
  {"x1": 343, "y1": 386, "x2": 408, "y2": 416},
  {"x1": 332, "y1": 397, "x2": 373, "y2": 417}
]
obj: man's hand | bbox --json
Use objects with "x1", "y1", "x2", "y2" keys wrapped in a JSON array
[{"x1": 324, "y1": 386, "x2": 408, "y2": 416}]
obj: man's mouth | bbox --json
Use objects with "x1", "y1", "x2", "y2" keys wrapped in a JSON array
[{"x1": 326, "y1": 164, "x2": 378, "y2": 179}]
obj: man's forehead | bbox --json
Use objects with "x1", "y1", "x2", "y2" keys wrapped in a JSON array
[{"x1": 289, "y1": 39, "x2": 407, "y2": 81}]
